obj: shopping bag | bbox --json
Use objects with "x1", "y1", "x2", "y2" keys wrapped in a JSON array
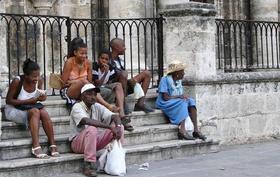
[
  {"x1": 185, "y1": 116, "x2": 194, "y2": 136},
  {"x1": 49, "y1": 73, "x2": 64, "y2": 89},
  {"x1": 104, "y1": 140, "x2": 126, "y2": 176},
  {"x1": 133, "y1": 83, "x2": 144, "y2": 99}
]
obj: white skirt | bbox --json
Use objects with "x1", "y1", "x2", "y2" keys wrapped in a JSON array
[{"x1": 4, "y1": 104, "x2": 29, "y2": 128}]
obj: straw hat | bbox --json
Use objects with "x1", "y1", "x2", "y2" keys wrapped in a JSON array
[{"x1": 166, "y1": 61, "x2": 187, "y2": 74}]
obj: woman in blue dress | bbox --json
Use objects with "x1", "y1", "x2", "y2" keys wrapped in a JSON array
[{"x1": 156, "y1": 61, "x2": 206, "y2": 140}]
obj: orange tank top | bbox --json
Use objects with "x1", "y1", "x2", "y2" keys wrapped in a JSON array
[{"x1": 68, "y1": 57, "x2": 89, "y2": 81}]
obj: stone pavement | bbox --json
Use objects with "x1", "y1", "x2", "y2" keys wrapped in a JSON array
[{"x1": 51, "y1": 140, "x2": 280, "y2": 177}]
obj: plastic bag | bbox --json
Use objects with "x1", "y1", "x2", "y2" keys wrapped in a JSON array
[
  {"x1": 133, "y1": 83, "x2": 144, "y2": 99},
  {"x1": 185, "y1": 116, "x2": 194, "y2": 136},
  {"x1": 104, "y1": 140, "x2": 126, "y2": 176}
]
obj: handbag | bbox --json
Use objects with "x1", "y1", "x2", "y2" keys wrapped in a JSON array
[
  {"x1": 104, "y1": 140, "x2": 126, "y2": 176},
  {"x1": 49, "y1": 73, "x2": 64, "y2": 90},
  {"x1": 15, "y1": 103, "x2": 44, "y2": 110}
]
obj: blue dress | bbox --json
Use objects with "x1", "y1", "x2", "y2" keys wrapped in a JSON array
[{"x1": 156, "y1": 76, "x2": 196, "y2": 125}]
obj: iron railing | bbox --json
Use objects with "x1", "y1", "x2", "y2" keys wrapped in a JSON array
[
  {"x1": 0, "y1": 13, "x2": 164, "y2": 96},
  {"x1": 216, "y1": 19, "x2": 280, "y2": 72}
]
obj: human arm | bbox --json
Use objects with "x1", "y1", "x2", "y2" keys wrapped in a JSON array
[
  {"x1": 96, "y1": 93, "x2": 120, "y2": 112},
  {"x1": 6, "y1": 78, "x2": 38, "y2": 106},
  {"x1": 87, "y1": 60, "x2": 93, "y2": 83},
  {"x1": 61, "y1": 59, "x2": 72, "y2": 87},
  {"x1": 162, "y1": 92, "x2": 187, "y2": 101},
  {"x1": 110, "y1": 114, "x2": 122, "y2": 140}
]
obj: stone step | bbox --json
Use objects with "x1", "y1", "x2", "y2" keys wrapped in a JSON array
[
  {"x1": 1, "y1": 116, "x2": 70, "y2": 140},
  {"x1": 0, "y1": 124, "x2": 179, "y2": 160},
  {"x1": 1, "y1": 91, "x2": 157, "y2": 118},
  {"x1": 1, "y1": 109, "x2": 168, "y2": 140},
  {"x1": 0, "y1": 139, "x2": 219, "y2": 177}
]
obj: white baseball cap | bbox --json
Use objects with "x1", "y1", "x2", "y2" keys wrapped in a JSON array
[{"x1": 81, "y1": 83, "x2": 100, "y2": 94}]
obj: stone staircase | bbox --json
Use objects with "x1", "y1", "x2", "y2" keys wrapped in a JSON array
[{"x1": 0, "y1": 94, "x2": 219, "y2": 177}]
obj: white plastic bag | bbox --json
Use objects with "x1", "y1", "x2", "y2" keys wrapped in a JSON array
[
  {"x1": 104, "y1": 140, "x2": 126, "y2": 176},
  {"x1": 185, "y1": 116, "x2": 194, "y2": 136},
  {"x1": 134, "y1": 83, "x2": 145, "y2": 99}
]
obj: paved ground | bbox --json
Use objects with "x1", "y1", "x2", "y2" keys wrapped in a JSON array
[{"x1": 52, "y1": 140, "x2": 280, "y2": 177}]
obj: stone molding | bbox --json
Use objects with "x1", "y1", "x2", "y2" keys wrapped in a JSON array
[
  {"x1": 159, "y1": 2, "x2": 216, "y2": 17},
  {"x1": 183, "y1": 71, "x2": 280, "y2": 86}
]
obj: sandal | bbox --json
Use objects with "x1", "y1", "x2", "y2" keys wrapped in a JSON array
[
  {"x1": 49, "y1": 145, "x2": 60, "y2": 157},
  {"x1": 123, "y1": 122, "x2": 134, "y2": 132},
  {"x1": 193, "y1": 131, "x2": 207, "y2": 141},
  {"x1": 31, "y1": 146, "x2": 50, "y2": 159},
  {"x1": 121, "y1": 116, "x2": 131, "y2": 124}
]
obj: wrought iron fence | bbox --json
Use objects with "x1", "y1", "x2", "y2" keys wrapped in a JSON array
[
  {"x1": 216, "y1": 19, "x2": 280, "y2": 72},
  {"x1": 0, "y1": 13, "x2": 164, "y2": 96}
]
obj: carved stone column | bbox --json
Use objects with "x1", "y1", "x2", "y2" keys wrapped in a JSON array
[
  {"x1": 31, "y1": 0, "x2": 53, "y2": 15},
  {"x1": 158, "y1": 1, "x2": 217, "y2": 81}
]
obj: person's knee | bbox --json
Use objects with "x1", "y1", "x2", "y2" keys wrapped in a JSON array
[
  {"x1": 85, "y1": 126, "x2": 97, "y2": 136},
  {"x1": 120, "y1": 71, "x2": 128, "y2": 78},
  {"x1": 28, "y1": 108, "x2": 40, "y2": 117},
  {"x1": 143, "y1": 70, "x2": 151, "y2": 78},
  {"x1": 115, "y1": 83, "x2": 123, "y2": 91}
]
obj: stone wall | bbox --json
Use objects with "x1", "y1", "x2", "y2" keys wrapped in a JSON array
[
  {"x1": 159, "y1": 1, "x2": 280, "y2": 144},
  {"x1": 187, "y1": 72, "x2": 280, "y2": 144}
]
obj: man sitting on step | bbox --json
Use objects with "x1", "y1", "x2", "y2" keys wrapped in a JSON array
[
  {"x1": 109, "y1": 38, "x2": 154, "y2": 113},
  {"x1": 69, "y1": 83, "x2": 124, "y2": 177}
]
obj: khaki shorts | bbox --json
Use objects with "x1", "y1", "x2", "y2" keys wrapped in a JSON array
[{"x1": 99, "y1": 83, "x2": 119, "y2": 103}]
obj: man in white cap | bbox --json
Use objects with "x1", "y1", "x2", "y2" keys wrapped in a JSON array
[{"x1": 69, "y1": 83, "x2": 124, "y2": 177}]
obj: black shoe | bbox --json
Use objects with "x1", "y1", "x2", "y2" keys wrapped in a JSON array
[
  {"x1": 121, "y1": 116, "x2": 131, "y2": 124},
  {"x1": 83, "y1": 161, "x2": 98, "y2": 177},
  {"x1": 193, "y1": 131, "x2": 207, "y2": 141},
  {"x1": 122, "y1": 122, "x2": 134, "y2": 132},
  {"x1": 134, "y1": 104, "x2": 154, "y2": 113},
  {"x1": 178, "y1": 131, "x2": 195, "y2": 140}
]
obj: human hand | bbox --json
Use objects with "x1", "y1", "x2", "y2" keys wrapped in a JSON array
[
  {"x1": 110, "y1": 105, "x2": 120, "y2": 113},
  {"x1": 37, "y1": 94, "x2": 47, "y2": 101},
  {"x1": 110, "y1": 125, "x2": 122, "y2": 140}
]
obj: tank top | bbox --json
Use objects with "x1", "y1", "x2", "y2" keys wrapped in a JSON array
[
  {"x1": 16, "y1": 76, "x2": 38, "y2": 100},
  {"x1": 68, "y1": 57, "x2": 89, "y2": 81}
]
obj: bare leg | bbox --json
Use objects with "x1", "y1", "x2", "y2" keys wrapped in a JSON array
[
  {"x1": 40, "y1": 108, "x2": 57, "y2": 153},
  {"x1": 188, "y1": 106, "x2": 198, "y2": 132},
  {"x1": 133, "y1": 70, "x2": 151, "y2": 95},
  {"x1": 28, "y1": 108, "x2": 42, "y2": 153},
  {"x1": 117, "y1": 71, "x2": 128, "y2": 96},
  {"x1": 114, "y1": 83, "x2": 125, "y2": 117},
  {"x1": 67, "y1": 79, "x2": 89, "y2": 99},
  {"x1": 179, "y1": 119, "x2": 187, "y2": 134},
  {"x1": 189, "y1": 106, "x2": 206, "y2": 140}
]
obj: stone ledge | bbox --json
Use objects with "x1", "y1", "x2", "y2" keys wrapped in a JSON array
[
  {"x1": 159, "y1": 2, "x2": 216, "y2": 17},
  {"x1": 184, "y1": 71, "x2": 280, "y2": 86}
]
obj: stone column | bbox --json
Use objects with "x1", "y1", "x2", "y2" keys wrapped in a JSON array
[
  {"x1": 158, "y1": 1, "x2": 217, "y2": 81},
  {"x1": 32, "y1": 0, "x2": 53, "y2": 15},
  {"x1": 0, "y1": 0, "x2": 8, "y2": 97},
  {"x1": 109, "y1": 0, "x2": 153, "y2": 71}
]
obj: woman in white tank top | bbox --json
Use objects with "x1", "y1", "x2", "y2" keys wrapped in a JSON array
[{"x1": 5, "y1": 59, "x2": 59, "y2": 159}]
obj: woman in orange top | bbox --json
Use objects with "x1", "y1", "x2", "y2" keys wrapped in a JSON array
[{"x1": 61, "y1": 37, "x2": 119, "y2": 112}]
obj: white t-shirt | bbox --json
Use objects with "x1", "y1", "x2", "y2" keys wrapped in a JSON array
[{"x1": 69, "y1": 101, "x2": 115, "y2": 141}]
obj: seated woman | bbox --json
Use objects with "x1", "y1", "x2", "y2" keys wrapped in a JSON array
[
  {"x1": 5, "y1": 59, "x2": 59, "y2": 158},
  {"x1": 93, "y1": 50, "x2": 134, "y2": 131},
  {"x1": 61, "y1": 37, "x2": 119, "y2": 112},
  {"x1": 156, "y1": 61, "x2": 206, "y2": 140}
]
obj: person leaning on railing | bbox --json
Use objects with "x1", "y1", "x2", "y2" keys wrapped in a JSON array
[
  {"x1": 5, "y1": 59, "x2": 59, "y2": 158},
  {"x1": 60, "y1": 37, "x2": 119, "y2": 113}
]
